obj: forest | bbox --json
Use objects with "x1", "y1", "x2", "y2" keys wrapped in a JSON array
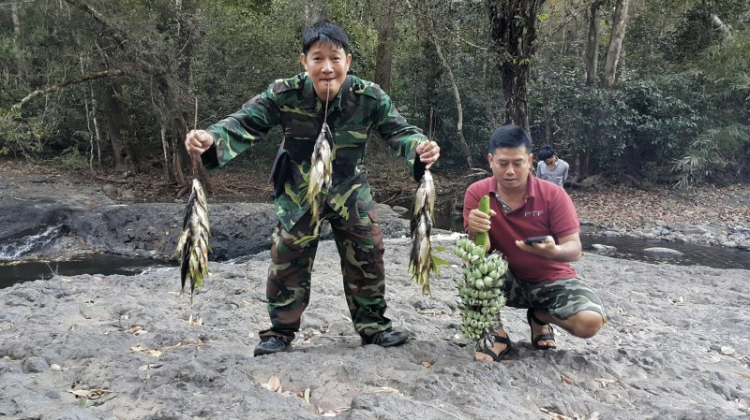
[{"x1": 1, "y1": 0, "x2": 748, "y2": 190}]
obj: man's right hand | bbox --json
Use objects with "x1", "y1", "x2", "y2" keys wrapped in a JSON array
[
  {"x1": 185, "y1": 130, "x2": 214, "y2": 156},
  {"x1": 467, "y1": 208, "x2": 497, "y2": 235}
]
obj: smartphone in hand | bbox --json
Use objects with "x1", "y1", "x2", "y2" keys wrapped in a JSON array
[{"x1": 524, "y1": 236, "x2": 548, "y2": 246}]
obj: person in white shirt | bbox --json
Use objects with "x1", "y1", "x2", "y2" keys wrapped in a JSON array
[{"x1": 536, "y1": 145, "x2": 569, "y2": 187}]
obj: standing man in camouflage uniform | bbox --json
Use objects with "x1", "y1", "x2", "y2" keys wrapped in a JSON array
[
  {"x1": 185, "y1": 21, "x2": 440, "y2": 356},
  {"x1": 463, "y1": 125, "x2": 604, "y2": 362}
]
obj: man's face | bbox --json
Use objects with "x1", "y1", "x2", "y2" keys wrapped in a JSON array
[
  {"x1": 487, "y1": 146, "x2": 533, "y2": 191},
  {"x1": 300, "y1": 41, "x2": 352, "y2": 102},
  {"x1": 544, "y1": 157, "x2": 556, "y2": 166}
]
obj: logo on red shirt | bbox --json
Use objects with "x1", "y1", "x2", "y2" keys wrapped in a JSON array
[{"x1": 524, "y1": 210, "x2": 545, "y2": 217}]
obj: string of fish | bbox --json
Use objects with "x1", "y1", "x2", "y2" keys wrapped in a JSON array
[
  {"x1": 174, "y1": 98, "x2": 212, "y2": 303},
  {"x1": 409, "y1": 169, "x2": 437, "y2": 295},
  {"x1": 306, "y1": 82, "x2": 334, "y2": 236}
]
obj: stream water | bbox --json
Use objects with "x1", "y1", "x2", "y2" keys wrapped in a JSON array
[
  {"x1": 0, "y1": 255, "x2": 174, "y2": 289},
  {"x1": 432, "y1": 211, "x2": 750, "y2": 270},
  {"x1": 1, "y1": 212, "x2": 747, "y2": 288}
]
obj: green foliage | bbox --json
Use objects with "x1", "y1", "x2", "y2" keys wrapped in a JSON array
[
  {"x1": 50, "y1": 147, "x2": 90, "y2": 171},
  {"x1": 673, "y1": 125, "x2": 750, "y2": 188},
  {"x1": 699, "y1": 30, "x2": 750, "y2": 97},
  {"x1": 0, "y1": 0, "x2": 747, "y2": 186},
  {"x1": 0, "y1": 107, "x2": 48, "y2": 157},
  {"x1": 528, "y1": 0, "x2": 750, "y2": 184}
]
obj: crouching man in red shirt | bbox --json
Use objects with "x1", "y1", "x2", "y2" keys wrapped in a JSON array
[{"x1": 463, "y1": 124, "x2": 606, "y2": 361}]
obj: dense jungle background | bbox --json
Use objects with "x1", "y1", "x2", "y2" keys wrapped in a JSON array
[{"x1": 0, "y1": 0, "x2": 748, "y2": 196}]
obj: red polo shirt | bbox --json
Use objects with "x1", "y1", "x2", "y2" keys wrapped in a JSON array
[{"x1": 463, "y1": 175, "x2": 579, "y2": 283}]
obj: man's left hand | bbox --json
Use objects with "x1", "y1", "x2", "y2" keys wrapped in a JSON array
[
  {"x1": 515, "y1": 236, "x2": 557, "y2": 258},
  {"x1": 515, "y1": 233, "x2": 583, "y2": 262},
  {"x1": 416, "y1": 140, "x2": 440, "y2": 169}
]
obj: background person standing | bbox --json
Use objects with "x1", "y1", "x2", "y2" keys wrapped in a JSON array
[{"x1": 536, "y1": 145, "x2": 569, "y2": 187}]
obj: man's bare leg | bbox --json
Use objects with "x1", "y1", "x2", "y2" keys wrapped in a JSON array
[{"x1": 532, "y1": 309, "x2": 604, "y2": 343}]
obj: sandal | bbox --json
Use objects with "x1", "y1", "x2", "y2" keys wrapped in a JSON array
[
  {"x1": 527, "y1": 308, "x2": 556, "y2": 350},
  {"x1": 480, "y1": 332, "x2": 512, "y2": 361}
]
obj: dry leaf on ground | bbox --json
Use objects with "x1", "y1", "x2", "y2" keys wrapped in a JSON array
[
  {"x1": 67, "y1": 389, "x2": 112, "y2": 399},
  {"x1": 263, "y1": 376, "x2": 281, "y2": 392}
]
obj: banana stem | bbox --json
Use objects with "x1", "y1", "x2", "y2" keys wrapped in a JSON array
[{"x1": 475, "y1": 195, "x2": 490, "y2": 250}]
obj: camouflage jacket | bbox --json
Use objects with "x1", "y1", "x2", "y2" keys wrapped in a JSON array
[{"x1": 203, "y1": 72, "x2": 428, "y2": 231}]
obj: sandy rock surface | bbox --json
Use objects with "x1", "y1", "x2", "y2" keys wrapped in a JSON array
[{"x1": 1, "y1": 236, "x2": 748, "y2": 420}]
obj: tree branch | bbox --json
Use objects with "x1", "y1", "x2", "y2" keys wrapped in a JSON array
[
  {"x1": 15, "y1": 69, "x2": 125, "y2": 108},
  {"x1": 63, "y1": 0, "x2": 128, "y2": 47}
]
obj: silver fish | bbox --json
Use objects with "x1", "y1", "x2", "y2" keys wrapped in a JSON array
[
  {"x1": 307, "y1": 123, "x2": 333, "y2": 230},
  {"x1": 409, "y1": 170, "x2": 435, "y2": 295},
  {"x1": 174, "y1": 178, "x2": 211, "y2": 302}
]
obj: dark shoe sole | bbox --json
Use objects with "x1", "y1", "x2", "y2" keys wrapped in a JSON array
[
  {"x1": 362, "y1": 335, "x2": 409, "y2": 347},
  {"x1": 253, "y1": 343, "x2": 292, "y2": 357},
  {"x1": 378, "y1": 336, "x2": 409, "y2": 347}
]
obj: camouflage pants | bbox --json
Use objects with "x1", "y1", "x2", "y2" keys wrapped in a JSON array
[
  {"x1": 259, "y1": 205, "x2": 390, "y2": 341},
  {"x1": 502, "y1": 271, "x2": 605, "y2": 320}
]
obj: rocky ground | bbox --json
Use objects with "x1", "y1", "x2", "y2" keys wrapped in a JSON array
[
  {"x1": 1, "y1": 237, "x2": 749, "y2": 420},
  {"x1": 1, "y1": 158, "x2": 749, "y2": 419}
]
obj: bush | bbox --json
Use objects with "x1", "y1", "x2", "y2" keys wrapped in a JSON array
[
  {"x1": 673, "y1": 125, "x2": 750, "y2": 188},
  {"x1": 50, "y1": 147, "x2": 90, "y2": 171},
  {"x1": 0, "y1": 107, "x2": 48, "y2": 158}
]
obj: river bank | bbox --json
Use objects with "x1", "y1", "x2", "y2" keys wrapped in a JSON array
[{"x1": 1, "y1": 158, "x2": 749, "y2": 265}]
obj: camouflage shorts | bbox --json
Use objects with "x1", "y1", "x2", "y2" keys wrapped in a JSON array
[{"x1": 502, "y1": 271, "x2": 605, "y2": 320}]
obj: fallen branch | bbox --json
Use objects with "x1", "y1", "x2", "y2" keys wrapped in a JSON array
[{"x1": 15, "y1": 69, "x2": 125, "y2": 108}]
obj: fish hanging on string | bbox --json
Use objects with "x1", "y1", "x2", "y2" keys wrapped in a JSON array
[
  {"x1": 409, "y1": 170, "x2": 437, "y2": 295},
  {"x1": 174, "y1": 178, "x2": 211, "y2": 302},
  {"x1": 306, "y1": 122, "x2": 333, "y2": 233}
]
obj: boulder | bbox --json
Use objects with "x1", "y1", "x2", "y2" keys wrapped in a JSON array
[
  {"x1": 591, "y1": 244, "x2": 617, "y2": 255},
  {"x1": 643, "y1": 247, "x2": 684, "y2": 258}
]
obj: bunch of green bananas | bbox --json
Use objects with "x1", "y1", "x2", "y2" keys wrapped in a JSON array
[
  {"x1": 451, "y1": 195, "x2": 507, "y2": 345},
  {"x1": 452, "y1": 239, "x2": 507, "y2": 341}
]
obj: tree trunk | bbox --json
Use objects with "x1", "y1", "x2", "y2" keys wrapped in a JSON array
[
  {"x1": 579, "y1": 0, "x2": 603, "y2": 179},
  {"x1": 91, "y1": 89, "x2": 102, "y2": 167},
  {"x1": 161, "y1": 125, "x2": 175, "y2": 185},
  {"x1": 488, "y1": 0, "x2": 546, "y2": 131},
  {"x1": 373, "y1": 0, "x2": 395, "y2": 93},
  {"x1": 303, "y1": 2, "x2": 326, "y2": 26},
  {"x1": 540, "y1": 73, "x2": 553, "y2": 145},
  {"x1": 428, "y1": 21, "x2": 472, "y2": 170},
  {"x1": 584, "y1": 0, "x2": 601, "y2": 86},
  {"x1": 102, "y1": 81, "x2": 133, "y2": 172},
  {"x1": 172, "y1": 0, "x2": 196, "y2": 187},
  {"x1": 412, "y1": 0, "x2": 450, "y2": 164},
  {"x1": 11, "y1": 2, "x2": 22, "y2": 79},
  {"x1": 171, "y1": 0, "x2": 211, "y2": 192},
  {"x1": 602, "y1": 0, "x2": 630, "y2": 89}
]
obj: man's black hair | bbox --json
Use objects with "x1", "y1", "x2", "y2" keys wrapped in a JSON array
[
  {"x1": 537, "y1": 145, "x2": 555, "y2": 160},
  {"x1": 488, "y1": 124, "x2": 533, "y2": 155},
  {"x1": 302, "y1": 20, "x2": 350, "y2": 55}
]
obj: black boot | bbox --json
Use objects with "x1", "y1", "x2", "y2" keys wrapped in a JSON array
[
  {"x1": 254, "y1": 336, "x2": 291, "y2": 357},
  {"x1": 361, "y1": 329, "x2": 408, "y2": 347}
]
